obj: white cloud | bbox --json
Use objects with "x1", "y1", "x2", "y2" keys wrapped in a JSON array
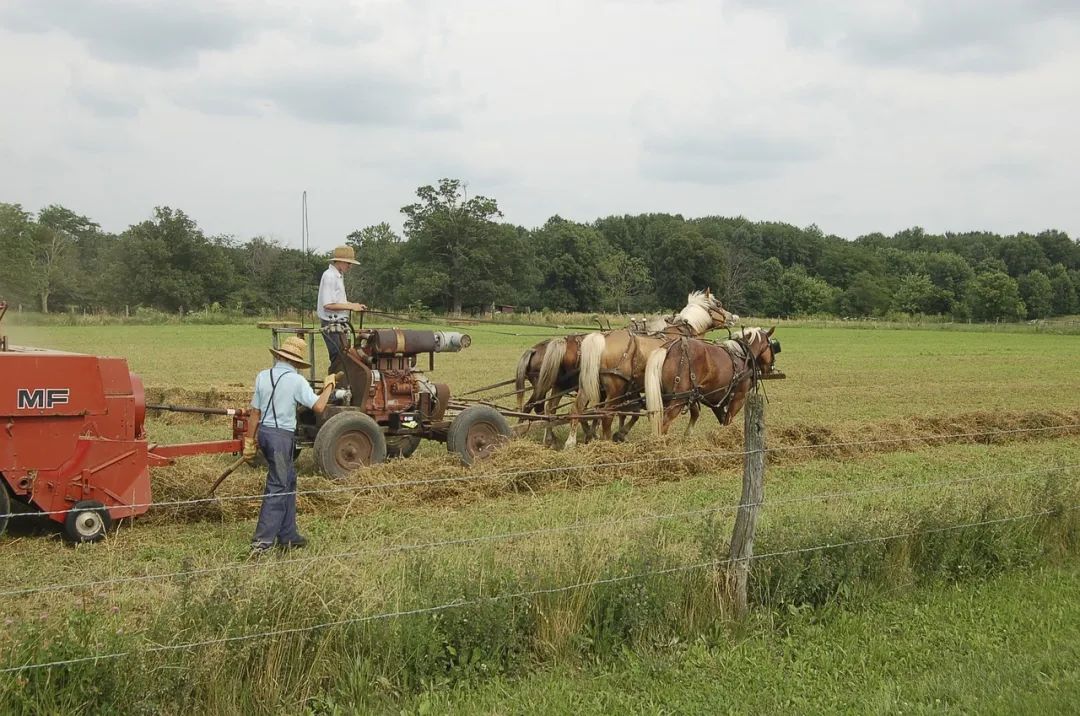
[{"x1": 0, "y1": 0, "x2": 1078, "y2": 245}]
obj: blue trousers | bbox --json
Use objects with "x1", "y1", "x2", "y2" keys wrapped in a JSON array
[
  {"x1": 321, "y1": 319, "x2": 346, "y2": 365},
  {"x1": 253, "y1": 427, "x2": 302, "y2": 546}
]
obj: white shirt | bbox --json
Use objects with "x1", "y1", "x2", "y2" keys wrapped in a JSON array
[{"x1": 317, "y1": 264, "x2": 348, "y2": 321}]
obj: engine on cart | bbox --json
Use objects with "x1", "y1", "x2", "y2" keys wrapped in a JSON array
[{"x1": 295, "y1": 326, "x2": 502, "y2": 478}]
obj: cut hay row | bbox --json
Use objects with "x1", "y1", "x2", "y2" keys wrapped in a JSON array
[{"x1": 148, "y1": 407, "x2": 1080, "y2": 524}]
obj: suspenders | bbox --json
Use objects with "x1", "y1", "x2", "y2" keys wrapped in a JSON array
[{"x1": 259, "y1": 369, "x2": 287, "y2": 429}]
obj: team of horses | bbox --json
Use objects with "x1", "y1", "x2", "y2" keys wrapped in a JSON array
[{"x1": 513, "y1": 290, "x2": 781, "y2": 447}]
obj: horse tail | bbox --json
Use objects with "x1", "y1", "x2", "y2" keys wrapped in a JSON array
[
  {"x1": 535, "y1": 337, "x2": 566, "y2": 409},
  {"x1": 577, "y1": 332, "x2": 606, "y2": 410},
  {"x1": 514, "y1": 344, "x2": 538, "y2": 412},
  {"x1": 645, "y1": 344, "x2": 670, "y2": 437}
]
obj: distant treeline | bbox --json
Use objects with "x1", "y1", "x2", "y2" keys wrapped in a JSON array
[{"x1": 2, "y1": 179, "x2": 1078, "y2": 321}]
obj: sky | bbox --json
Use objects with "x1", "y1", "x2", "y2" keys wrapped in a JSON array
[{"x1": 1, "y1": 0, "x2": 1078, "y2": 251}]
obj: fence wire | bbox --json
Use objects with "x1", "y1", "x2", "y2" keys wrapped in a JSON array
[
  {"x1": 3, "y1": 505, "x2": 1073, "y2": 675},
  {"x1": 2, "y1": 462, "x2": 1076, "y2": 599}
]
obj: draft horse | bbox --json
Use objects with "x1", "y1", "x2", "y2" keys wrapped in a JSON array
[
  {"x1": 513, "y1": 315, "x2": 688, "y2": 446},
  {"x1": 566, "y1": 289, "x2": 739, "y2": 448},
  {"x1": 643, "y1": 327, "x2": 780, "y2": 437}
]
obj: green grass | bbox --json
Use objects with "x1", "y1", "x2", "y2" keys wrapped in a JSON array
[{"x1": 395, "y1": 561, "x2": 1080, "y2": 715}]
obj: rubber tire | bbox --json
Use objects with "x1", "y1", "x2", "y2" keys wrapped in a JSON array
[
  {"x1": 0, "y1": 484, "x2": 9, "y2": 538},
  {"x1": 447, "y1": 405, "x2": 512, "y2": 465},
  {"x1": 386, "y1": 435, "x2": 422, "y2": 459},
  {"x1": 313, "y1": 412, "x2": 387, "y2": 479},
  {"x1": 64, "y1": 500, "x2": 112, "y2": 543}
]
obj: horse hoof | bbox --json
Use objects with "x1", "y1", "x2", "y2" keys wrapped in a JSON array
[{"x1": 612, "y1": 432, "x2": 627, "y2": 443}]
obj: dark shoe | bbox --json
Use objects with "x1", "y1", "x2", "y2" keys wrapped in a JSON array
[
  {"x1": 249, "y1": 542, "x2": 274, "y2": 558},
  {"x1": 278, "y1": 535, "x2": 308, "y2": 550}
]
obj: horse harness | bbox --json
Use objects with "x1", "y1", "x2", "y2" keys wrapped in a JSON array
[
  {"x1": 600, "y1": 320, "x2": 697, "y2": 389},
  {"x1": 667, "y1": 335, "x2": 759, "y2": 414}
]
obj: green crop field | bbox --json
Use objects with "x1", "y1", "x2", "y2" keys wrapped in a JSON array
[{"x1": 2, "y1": 320, "x2": 1079, "y2": 714}]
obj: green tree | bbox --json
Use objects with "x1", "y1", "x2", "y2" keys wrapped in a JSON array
[
  {"x1": 401, "y1": 179, "x2": 514, "y2": 314},
  {"x1": 835, "y1": 271, "x2": 891, "y2": 317},
  {"x1": 347, "y1": 222, "x2": 405, "y2": 310},
  {"x1": 965, "y1": 271, "x2": 1026, "y2": 322},
  {"x1": 1017, "y1": 270, "x2": 1053, "y2": 319},
  {"x1": 30, "y1": 205, "x2": 100, "y2": 313},
  {"x1": 779, "y1": 265, "x2": 838, "y2": 316},
  {"x1": 922, "y1": 251, "x2": 974, "y2": 314},
  {"x1": 106, "y1": 207, "x2": 235, "y2": 313},
  {"x1": 0, "y1": 203, "x2": 35, "y2": 306},
  {"x1": 653, "y1": 224, "x2": 727, "y2": 309},
  {"x1": 531, "y1": 217, "x2": 613, "y2": 311},
  {"x1": 1046, "y1": 264, "x2": 1077, "y2": 315},
  {"x1": 743, "y1": 256, "x2": 784, "y2": 316},
  {"x1": 600, "y1": 251, "x2": 653, "y2": 313},
  {"x1": 891, "y1": 273, "x2": 939, "y2": 314},
  {"x1": 998, "y1": 234, "x2": 1049, "y2": 277}
]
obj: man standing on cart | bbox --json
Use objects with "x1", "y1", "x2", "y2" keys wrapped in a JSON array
[
  {"x1": 244, "y1": 336, "x2": 336, "y2": 554},
  {"x1": 317, "y1": 245, "x2": 366, "y2": 365}
]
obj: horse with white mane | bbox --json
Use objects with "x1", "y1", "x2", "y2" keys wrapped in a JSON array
[
  {"x1": 643, "y1": 327, "x2": 780, "y2": 437},
  {"x1": 565, "y1": 289, "x2": 738, "y2": 448},
  {"x1": 514, "y1": 314, "x2": 692, "y2": 446}
]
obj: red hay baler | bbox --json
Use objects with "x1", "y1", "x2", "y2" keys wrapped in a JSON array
[{"x1": 0, "y1": 302, "x2": 247, "y2": 542}]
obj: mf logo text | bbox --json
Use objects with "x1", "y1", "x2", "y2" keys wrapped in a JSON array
[{"x1": 16, "y1": 388, "x2": 71, "y2": 410}]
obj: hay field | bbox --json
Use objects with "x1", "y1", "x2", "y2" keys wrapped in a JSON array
[
  {"x1": 9, "y1": 319, "x2": 1079, "y2": 430},
  {"x1": 2, "y1": 320, "x2": 1079, "y2": 712}
]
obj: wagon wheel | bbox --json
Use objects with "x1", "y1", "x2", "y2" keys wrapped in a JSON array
[
  {"x1": 386, "y1": 435, "x2": 422, "y2": 459},
  {"x1": 313, "y1": 412, "x2": 387, "y2": 479},
  {"x1": 447, "y1": 405, "x2": 512, "y2": 465},
  {"x1": 64, "y1": 500, "x2": 112, "y2": 543}
]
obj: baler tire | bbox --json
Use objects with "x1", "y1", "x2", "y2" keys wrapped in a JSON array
[
  {"x1": 447, "y1": 405, "x2": 512, "y2": 465},
  {"x1": 386, "y1": 435, "x2": 421, "y2": 459},
  {"x1": 0, "y1": 485, "x2": 9, "y2": 538},
  {"x1": 314, "y1": 412, "x2": 387, "y2": 479},
  {"x1": 64, "y1": 501, "x2": 112, "y2": 543}
]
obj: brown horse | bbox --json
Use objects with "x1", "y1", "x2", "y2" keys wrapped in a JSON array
[
  {"x1": 565, "y1": 290, "x2": 739, "y2": 448},
  {"x1": 514, "y1": 315, "x2": 686, "y2": 446},
  {"x1": 514, "y1": 334, "x2": 585, "y2": 446},
  {"x1": 643, "y1": 327, "x2": 780, "y2": 437}
]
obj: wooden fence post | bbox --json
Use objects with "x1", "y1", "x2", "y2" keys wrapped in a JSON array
[{"x1": 728, "y1": 390, "x2": 766, "y2": 619}]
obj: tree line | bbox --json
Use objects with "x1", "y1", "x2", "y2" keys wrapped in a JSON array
[{"x1": 2, "y1": 178, "x2": 1078, "y2": 322}]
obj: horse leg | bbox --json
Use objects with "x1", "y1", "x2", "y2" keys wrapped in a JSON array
[
  {"x1": 542, "y1": 391, "x2": 559, "y2": 448},
  {"x1": 685, "y1": 402, "x2": 700, "y2": 437},
  {"x1": 614, "y1": 414, "x2": 639, "y2": 442},
  {"x1": 661, "y1": 403, "x2": 685, "y2": 436}
]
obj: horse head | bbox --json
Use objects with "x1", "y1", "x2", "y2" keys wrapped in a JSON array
[{"x1": 738, "y1": 326, "x2": 779, "y2": 375}]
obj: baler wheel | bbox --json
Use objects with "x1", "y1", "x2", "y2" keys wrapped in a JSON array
[
  {"x1": 64, "y1": 501, "x2": 112, "y2": 543},
  {"x1": 0, "y1": 486, "x2": 9, "y2": 537},
  {"x1": 386, "y1": 435, "x2": 422, "y2": 459},
  {"x1": 314, "y1": 412, "x2": 387, "y2": 479},
  {"x1": 447, "y1": 405, "x2": 512, "y2": 465}
]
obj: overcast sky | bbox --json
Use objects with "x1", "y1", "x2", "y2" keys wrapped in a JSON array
[{"x1": 1, "y1": 0, "x2": 1078, "y2": 250}]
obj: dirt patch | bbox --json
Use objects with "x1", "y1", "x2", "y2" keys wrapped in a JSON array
[{"x1": 145, "y1": 408, "x2": 1080, "y2": 525}]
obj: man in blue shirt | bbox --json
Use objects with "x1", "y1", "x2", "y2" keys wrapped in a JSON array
[{"x1": 244, "y1": 335, "x2": 336, "y2": 553}]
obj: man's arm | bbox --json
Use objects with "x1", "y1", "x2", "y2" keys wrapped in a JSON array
[
  {"x1": 323, "y1": 301, "x2": 366, "y2": 312},
  {"x1": 312, "y1": 382, "x2": 334, "y2": 414}
]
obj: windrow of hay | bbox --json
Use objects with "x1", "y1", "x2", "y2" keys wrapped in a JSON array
[{"x1": 147, "y1": 408, "x2": 1080, "y2": 524}]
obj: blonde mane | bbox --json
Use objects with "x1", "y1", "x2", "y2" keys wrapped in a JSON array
[{"x1": 675, "y1": 290, "x2": 717, "y2": 334}]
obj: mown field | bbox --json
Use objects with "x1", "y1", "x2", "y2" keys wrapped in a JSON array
[{"x1": 1, "y1": 320, "x2": 1079, "y2": 714}]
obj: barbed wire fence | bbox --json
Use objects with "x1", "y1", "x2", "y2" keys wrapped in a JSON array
[{"x1": 0, "y1": 416, "x2": 1078, "y2": 675}]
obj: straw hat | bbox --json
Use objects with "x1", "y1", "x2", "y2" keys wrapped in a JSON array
[
  {"x1": 330, "y1": 245, "x2": 360, "y2": 265},
  {"x1": 269, "y1": 336, "x2": 312, "y2": 368}
]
